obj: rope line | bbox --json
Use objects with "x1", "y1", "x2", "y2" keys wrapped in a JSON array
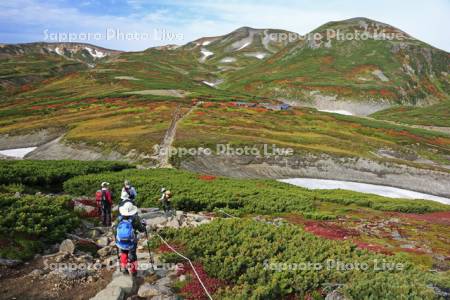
[
  {"x1": 155, "y1": 232, "x2": 213, "y2": 300},
  {"x1": 218, "y1": 209, "x2": 238, "y2": 219}
]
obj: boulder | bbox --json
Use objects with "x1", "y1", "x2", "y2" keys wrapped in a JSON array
[
  {"x1": 89, "y1": 229, "x2": 103, "y2": 239},
  {"x1": 165, "y1": 219, "x2": 180, "y2": 229},
  {"x1": 138, "y1": 283, "x2": 160, "y2": 298},
  {"x1": 51, "y1": 268, "x2": 91, "y2": 280},
  {"x1": 90, "y1": 286, "x2": 124, "y2": 300},
  {"x1": 151, "y1": 296, "x2": 177, "y2": 300},
  {"x1": 0, "y1": 258, "x2": 22, "y2": 267},
  {"x1": 76, "y1": 254, "x2": 93, "y2": 263},
  {"x1": 155, "y1": 277, "x2": 172, "y2": 288},
  {"x1": 108, "y1": 275, "x2": 134, "y2": 294},
  {"x1": 97, "y1": 237, "x2": 110, "y2": 248},
  {"x1": 74, "y1": 203, "x2": 97, "y2": 216},
  {"x1": 59, "y1": 239, "x2": 75, "y2": 254},
  {"x1": 145, "y1": 216, "x2": 167, "y2": 227},
  {"x1": 30, "y1": 269, "x2": 44, "y2": 277},
  {"x1": 141, "y1": 211, "x2": 164, "y2": 220},
  {"x1": 325, "y1": 290, "x2": 348, "y2": 300},
  {"x1": 97, "y1": 245, "x2": 114, "y2": 257}
]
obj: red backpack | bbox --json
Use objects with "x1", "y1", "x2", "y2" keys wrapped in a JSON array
[{"x1": 95, "y1": 190, "x2": 109, "y2": 207}]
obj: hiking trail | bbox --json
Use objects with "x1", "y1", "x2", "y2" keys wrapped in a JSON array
[
  {"x1": 157, "y1": 103, "x2": 198, "y2": 168},
  {"x1": 91, "y1": 207, "x2": 213, "y2": 300}
]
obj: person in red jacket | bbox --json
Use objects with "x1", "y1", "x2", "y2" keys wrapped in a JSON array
[{"x1": 95, "y1": 182, "x2": 113, "y2": 226}]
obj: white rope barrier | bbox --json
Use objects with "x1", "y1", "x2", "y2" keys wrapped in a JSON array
[
  {"x1": 155, "y1": 232, "x2": 213, "y2": 300},
  {"x1": 218, "y1": 209, "x2": 238, "y2": 219}
]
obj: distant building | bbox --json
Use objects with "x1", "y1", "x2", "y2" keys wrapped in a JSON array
[
  {"x1": 259, "y1": 102, "x2": 291, "y2": 111},
  {"x1": 280, "y1": 103, "x2": 290, "y2": 110}
]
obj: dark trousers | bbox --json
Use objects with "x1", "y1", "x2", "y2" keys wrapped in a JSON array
[
  {"x1": 101, "y1": 204, "x2": 111, "y2": 226},
  {"x1": 162, "y1": 200, "x2": 171, "y2": 214}
]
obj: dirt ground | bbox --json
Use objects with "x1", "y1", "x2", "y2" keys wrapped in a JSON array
[{"x1": 0, "y1": 256, "x2": 113, "y2": 300}]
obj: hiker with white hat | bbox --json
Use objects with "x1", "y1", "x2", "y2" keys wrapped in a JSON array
[
  {"x1": 95, "y1": 182, "x2": 113, "y2": 226},
  {"x1": 113, "y1": 201, "x2": 146, "y2": 276},
  {"x1": 159, "y1": 187, "x2": 173, "y2": 217}
]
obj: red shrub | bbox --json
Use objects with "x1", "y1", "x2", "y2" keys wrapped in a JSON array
[
  {"x1": 354, "y1": 241, "x2": 392, "y2": 255},
  {"x1": 199, "y1": 175, "x2": 217, "y2": 181},
  {"x1": 178, "y1": 262, "x2": 226, "y2": 300},
  {"x1": 202, "y1": 102, "x2": 215, "y2": 108},
  {"x1": 399, "y1": 211, "x2": 450, "y2": 226},
  {"x1": 304, "y1": 221, "x2": 359, "y2": 240}
]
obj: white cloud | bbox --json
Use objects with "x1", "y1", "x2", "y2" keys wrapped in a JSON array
[{"x1": 0, "y1": 0, "x2": 448, "y2": 51}]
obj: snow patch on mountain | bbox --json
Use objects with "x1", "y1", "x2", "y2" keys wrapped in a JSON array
[
  {"x1": 245, "y1": 52, "x2": 268, "y2": 59},
  {"x1": 231, "y1": 30, "x2": 256, "y2": 51},
  {"x1": 372, "y1": 69, "x2": 389, "y2": 82},
  {"x1": 85, "y1": 47, "x2": 106, "y2": 58},
  {"x1": 220, "y1": 57, "x2": 236, "y2": 63},
  {"x1": 318, "y1": 109, "x2": 354, "y2": 116},
  {"x1": 202, "y1": 79, "x2": 223, "y2": 87},
  {"x1": 55, "y1": 47, "x2": 64, "y2": 56},
  {"x1": 0, "y1": 147, "x2": 37, "y2": 158},
  {"x1": 200, "y1": 48, "x2": 214, "y2": 62},
  {"x1": 236, "y1": 42, "x2": 251, "y2": 51}
]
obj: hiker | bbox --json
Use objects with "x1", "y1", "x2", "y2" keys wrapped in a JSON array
[
  {"x1": 114, "y1": 201, "x2": 146, "y2": 276},
  {"x1": 121, "y1": 180, "x2": 137, "y2": 205},
  {"x1": 159, "y1": 188, "x2": 173, "y2": 216},
  {"x1": 95, "y1": 182, "x2": 113, "y2": 226}
]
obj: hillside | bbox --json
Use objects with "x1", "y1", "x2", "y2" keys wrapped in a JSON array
[
  {"x1": 0, "y1": 18, "x2": 448, "y2": 197},
  {"x1": 0, "y1": 42, "x2": 120, "y2": 96},
  {"x1": 223, "y1": 18, "x2": 449, "y2": 114},
  {"x1": 1, "y1": 165, "x2": 449, "y2": 299}
]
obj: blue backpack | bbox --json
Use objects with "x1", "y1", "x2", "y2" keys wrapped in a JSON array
[{"x1": 116, "y1": 218, "x2": 135, "y2": 248}]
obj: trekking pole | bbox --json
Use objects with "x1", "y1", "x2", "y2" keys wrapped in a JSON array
[
  {"x1": 145, "y1": 227, "x2": 155, "y2": 269},
  {"x1": 112, "y1": 226, "x2": 122, "y2": 272}
]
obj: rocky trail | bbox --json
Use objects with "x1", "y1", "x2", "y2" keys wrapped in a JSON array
[
  {"x1": 0, "y1": 201, "x2": 213, "y2": 300},
  {"x1": 91, "y1": 207, "x2": 213, "y2": 300},
  {"x1": 157, "y1": 103, "x2": 198, "y2": 168}
]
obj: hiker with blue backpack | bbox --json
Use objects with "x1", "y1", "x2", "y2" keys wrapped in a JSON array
[{"x1": 114, "y1": 201, "x2": 146, "y2": 276}]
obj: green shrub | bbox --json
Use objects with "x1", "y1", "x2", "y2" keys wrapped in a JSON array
[
  {"x1": 0, "y1": 194, "x2": 79, "y2": 260},
  {"x1": 0, "y1": 160, "x2": 133, "y2": 190},
  {"x1": 161, "y1": 219, "x2": 439, "y2": 299},
  {"x1": 64, "y1": 169, "x2": 449, "y2": 214}
]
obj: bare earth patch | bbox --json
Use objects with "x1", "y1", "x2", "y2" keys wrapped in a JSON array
[
  {"x1": 123, "y1": 89, "x2": 190, "y2": 98},
  {"x1": 114, "y1": 76, "x2": 141, "y2": 81}
]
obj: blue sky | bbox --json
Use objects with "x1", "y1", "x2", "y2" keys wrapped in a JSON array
[{"x1": 1, "y1": 0, "x2": 449, "y2": 51}]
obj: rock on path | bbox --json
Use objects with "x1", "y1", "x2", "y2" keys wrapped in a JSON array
[{"x1": 90, "y1": 208, "x2": 213, "y2": 300}]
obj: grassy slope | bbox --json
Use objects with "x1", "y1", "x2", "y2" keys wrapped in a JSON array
[
  {"x1": 174, "y1": 103, "x2": 450, "y2": 166},
  {"x1": 0, "y1": 52, "x2": 87, "y2": 96},
  {"x1": 64, "y1": 168, "x2": 450, "y2": 215},
  {"x1": 371, "y1": 100, "x2": 450, "y2": 127},
  {"x1": 0, "y1": 20, "x2": 447, "y2": 164}
]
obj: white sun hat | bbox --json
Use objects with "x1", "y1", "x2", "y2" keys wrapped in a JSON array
[{"x1": 119, "y1": 202, "x2": 138, "y2": 216}]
